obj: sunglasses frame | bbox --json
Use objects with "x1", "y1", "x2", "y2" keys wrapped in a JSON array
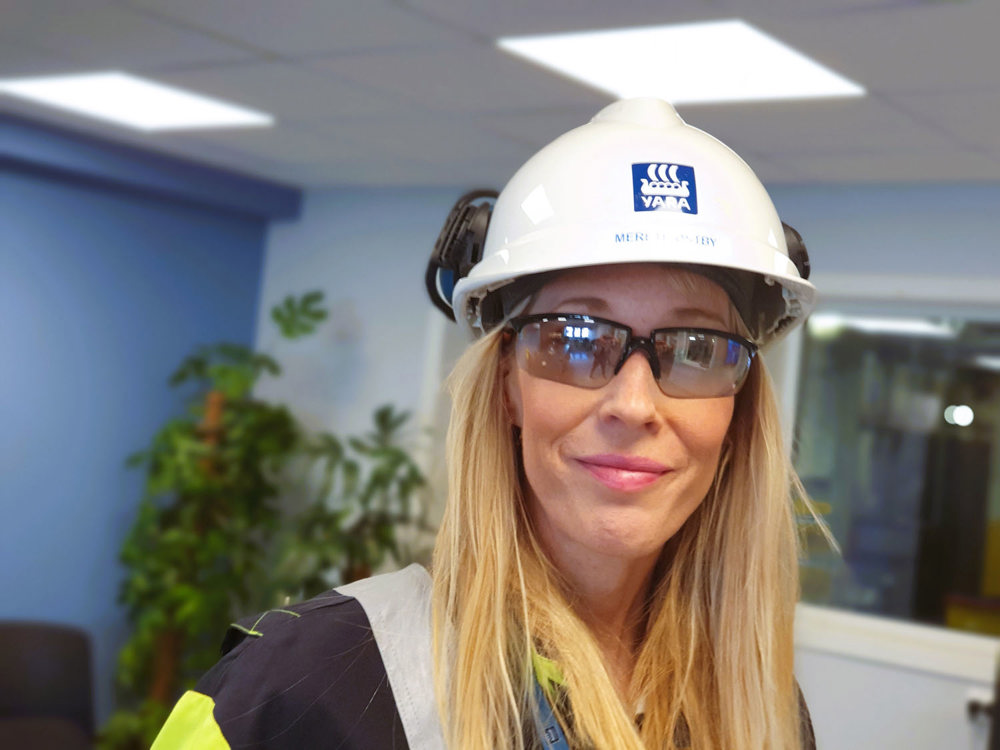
[{"x1": 506, "y1": 313, "x2": 758, "y2": 398}]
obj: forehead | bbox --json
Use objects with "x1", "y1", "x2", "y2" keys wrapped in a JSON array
[{"x1": 529, "y1": 263, "x2": 734, "y2": 325}]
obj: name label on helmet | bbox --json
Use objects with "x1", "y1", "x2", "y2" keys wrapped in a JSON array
[{"x1": 632, "y1": 163, "x2": 698, "y2": 214}]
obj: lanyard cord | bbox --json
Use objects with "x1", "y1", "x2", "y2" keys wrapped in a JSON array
[{"x1": 532, "y1": 676, "x2": 571, "y2": 750}]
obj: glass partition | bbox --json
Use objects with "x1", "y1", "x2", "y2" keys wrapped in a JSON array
[{"x1": 794, "y1": 304, "x2": 1000, "y2": 637}]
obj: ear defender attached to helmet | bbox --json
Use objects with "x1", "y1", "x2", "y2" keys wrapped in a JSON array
[
  {"x1": 425, "y1": 190, "x2": 497, "y2": 321},
  {"x1": 783, "y1": 222, "x2": 810, "y2": 281}
]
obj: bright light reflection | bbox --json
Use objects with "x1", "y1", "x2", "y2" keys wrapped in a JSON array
[
  {"x1": 808, "y1": 313, "x2": 957, "y2": 339},
  {"x1": 807, "y1": 314, "x2": 845, "y2": 340},
  {"x1": 972, "y1": 355, "x2": 1000, "y2": 371},
  {"x1": 0, "y1": 71, "x2": 274, "y2": 131},
  {"x1": 497, "y1": 19, "x2": 865, "y2": 104},
  {"x1": 944, "y1": 404, "x2": 975, "y2": 427}
]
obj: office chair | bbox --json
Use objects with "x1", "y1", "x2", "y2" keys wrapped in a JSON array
[{"x1": 0, "y1": 621, "x2": 94, "y2": 749}]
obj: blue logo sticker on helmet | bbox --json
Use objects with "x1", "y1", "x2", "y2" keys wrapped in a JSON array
[{"x1": 632, "y1": 163, "x2": 697, "y2": 214}]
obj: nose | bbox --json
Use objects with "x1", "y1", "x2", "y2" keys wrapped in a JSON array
[{"x1": 597, "y1": 349, "x2": 664, "y2": 430}]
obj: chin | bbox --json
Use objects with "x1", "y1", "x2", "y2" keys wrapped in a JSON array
[{"x1": 583, "y1": 515, "x2": 680, "y2": 561}]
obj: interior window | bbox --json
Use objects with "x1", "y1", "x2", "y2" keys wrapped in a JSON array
[{"x1": 794, "y1": 306, "x2": 1000, "y2": 637}]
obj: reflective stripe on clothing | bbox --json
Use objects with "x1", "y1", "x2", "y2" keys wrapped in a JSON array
[
  {"x1": 336, "y1": 565, "x2": 445, "y2": 749},
  {"x1": 152, "y1": 690, "x2": 229, "y2": 750}
]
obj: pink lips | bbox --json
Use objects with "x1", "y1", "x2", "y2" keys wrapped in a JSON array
[{"x1": 576, "y1": 454, "x2": 670, "y2": 492}]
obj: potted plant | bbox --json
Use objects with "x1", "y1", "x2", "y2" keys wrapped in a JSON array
[{"x1": 98, "y1": 292, "x2": 430, "y2": 749}]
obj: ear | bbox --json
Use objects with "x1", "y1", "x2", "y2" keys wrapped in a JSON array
[{"x1": 502, "y1": 354, "x2": 524, "y2": 429}]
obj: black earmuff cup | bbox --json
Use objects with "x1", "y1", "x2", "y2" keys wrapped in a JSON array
[{"x1": 425, "y1": 190, "x2": 497, "y2": 321}]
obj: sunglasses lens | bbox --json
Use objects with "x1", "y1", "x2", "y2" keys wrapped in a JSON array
[
  {"x1": 654, "y1": 331, "x2": 752, "y2": 398},
  {"x1": 514, "y1": 316, "x2": 753, "y2": 398},
  {"x1": 515, "y1": 318, "x2": 626, "y2": 388}
]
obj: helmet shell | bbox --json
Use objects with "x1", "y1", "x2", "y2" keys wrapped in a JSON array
[{"x1": 452, "y1": 98, "x2": 815, "y2": 343}]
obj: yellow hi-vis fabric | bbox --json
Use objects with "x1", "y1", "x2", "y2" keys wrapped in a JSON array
[
  {"x1": 151, "y1": 690, "x2": 230, "y2": 750},
  {"x1": 531, "y1": 650, "x2": 565, "y2": 697}
]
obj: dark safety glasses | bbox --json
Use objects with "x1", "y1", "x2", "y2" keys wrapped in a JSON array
[{"x1": 507, "y1": 313, "x2": 757, "y2": 399}]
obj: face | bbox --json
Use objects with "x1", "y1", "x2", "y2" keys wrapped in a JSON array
[{"x1": 504, "y1": 264, "x2": 736, "y2": 572}]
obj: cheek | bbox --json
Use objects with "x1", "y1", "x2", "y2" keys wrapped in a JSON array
[
  {"x1": 505, "y1": 374, "x2": 593, "y2": 484},
  {"x1": 508, "y1": 372, "x2": 582, "y2": 436},
  {"x1": 678, "y1": 397, "x2": 735, "y2": 466}
]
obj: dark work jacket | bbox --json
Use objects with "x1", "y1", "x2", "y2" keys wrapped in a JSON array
[{"x1": 151, "y1": 565, "x2": 815, "y2": 749}]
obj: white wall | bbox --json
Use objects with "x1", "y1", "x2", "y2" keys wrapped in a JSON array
[
  {"x1": 256, "y1": 186, "x2": 461, "y2": 437},
  {"x1": 796, "y1": 604, "x2": 997, "y2": 750}
]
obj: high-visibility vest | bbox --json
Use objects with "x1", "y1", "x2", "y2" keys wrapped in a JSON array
[{"x1": 152, "y1": 565, "x2": 445, "y2": 749}]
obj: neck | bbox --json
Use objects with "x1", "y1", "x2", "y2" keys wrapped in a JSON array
[{"x1": 549, "y1": 545, "x2": 659, "y2": 698}]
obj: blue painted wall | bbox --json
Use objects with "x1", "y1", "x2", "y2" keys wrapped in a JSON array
[{"x1": 0, "y1": 119, "x2": 299, "y2": 725}]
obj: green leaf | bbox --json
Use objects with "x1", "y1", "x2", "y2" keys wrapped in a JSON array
[
  {"x1": 347, "y1": 437, "x2": 370, "y2": 455},
  {"x1": 270, "y1": 291, "x2": 328, "y2": 339}
]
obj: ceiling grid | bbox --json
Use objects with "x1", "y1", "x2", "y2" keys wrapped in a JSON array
[{"x1": 1, "y1": 0, "x2": 997, "y2": 187}]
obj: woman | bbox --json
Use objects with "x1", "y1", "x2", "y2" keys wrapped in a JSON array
[{"x1": 153, "y1": 98, "x2": 818, "y2": 749}]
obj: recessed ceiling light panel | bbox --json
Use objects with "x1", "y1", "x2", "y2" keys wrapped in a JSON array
[
  {"x1": 0, "y1": 71, "x2": 274, "y2": 131},
  {"x1": 498, "y1": 19, "x2": 865, "y2": 105}
]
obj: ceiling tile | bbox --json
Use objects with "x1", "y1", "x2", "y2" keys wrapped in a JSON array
[
  {"x1": 679, "y1": 96, "x2": 955, "y2": 157},
  {"x1": 311, "y1": 44, "x2": 610, "y2": 114},
  {"x1": 158, "y1": 62, "x2": 401, "y2": 121},
  {"x1": 124, "y1": 0, "x2": 466, "y2": 57},
  {"x1": 310, "y1": 111, "x2": 532, "y2": 165},
  {"x1": 884, "y1": 89, "x2": 1000, "y2": 153},
  {"x1": 6, "y1": 0, "x2": 254, "y2": 70},
  {"x1": 399, "y1": 0, "x2": 721, "y2": 36},
  {"x1": 767, "y1": 2, "x2": 1000, "y2": 95},
  {"x1": 161, "y1": 123, "x2": 372, "y2": 165},
  {"x1": 735, "y1": 150, "x2": 814, "y2": 186},
  {"x1": 159, "y1": 114, "x2": 531, "y2": 188},
  {"x1": 786, "y1": 147, "x2": 1000, "y2": 183},
  {"x1": 475, "y1": 105, "x2": 610, "y2": 149},
  {"x1": 283, "y1": 156, "x2": 516, "y2": 189},
  {"x1": 0, "y1": 35, "x2": 79, "y2": 77},
  {"x1": 398, "y1": 0, "x2": 896, "y2": 37}
]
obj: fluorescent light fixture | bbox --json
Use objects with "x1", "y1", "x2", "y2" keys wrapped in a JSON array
[
  {"x1": 972, "y1": 354, "x2": 1000, "y2": 372},
  {"x1": 0, "y1": 71, "x2": 273, "y2": 131},
  {"x1": 808, "y1": 313, "x2": 957, "y2": 339},
  {"x1": 498, "y1": 19, "x2": 865, "y2": 105}
]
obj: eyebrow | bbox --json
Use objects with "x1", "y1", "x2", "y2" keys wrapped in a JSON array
[
  {"x1": 550, "y1": 297, "x2": 732, "y2": 329},
  {"x1": 551, "y1": 295, "x2": 607, "y2": 311},
  {"x1": 668, "y1": 306, "x2": 732, "y2": 328}
]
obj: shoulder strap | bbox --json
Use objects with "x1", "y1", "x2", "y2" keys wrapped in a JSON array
[{"x1": 338, "y1": 565, "x2": 446, "y2": 750}]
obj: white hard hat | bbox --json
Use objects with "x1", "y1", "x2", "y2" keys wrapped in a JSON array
[{"x1": 429, "y1": 97, "x2": 815, "y2": 345}]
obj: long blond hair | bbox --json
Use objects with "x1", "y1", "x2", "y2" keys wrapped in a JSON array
[{"x1": 432, "y1": 315, "x2": 807, "y2": 748}]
